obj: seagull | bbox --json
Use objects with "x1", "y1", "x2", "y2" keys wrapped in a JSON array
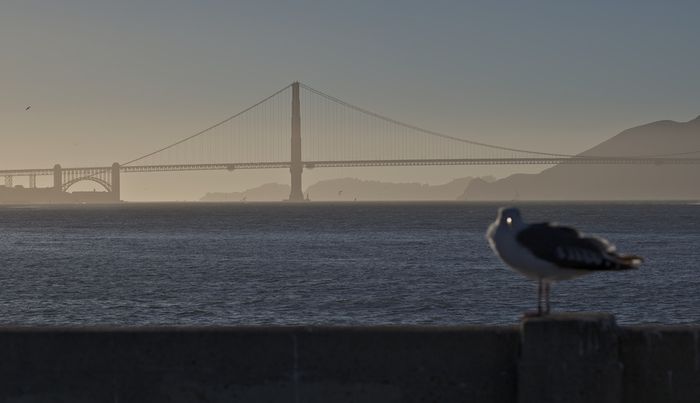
[{"x1": 486, "y1": 207, "x2": 642, "y2": 316}]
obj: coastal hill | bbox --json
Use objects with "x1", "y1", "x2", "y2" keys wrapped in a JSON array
[
  {"x1": 459, "y1": 115, "x2": 700, "y2": 201},
  {"x1": 305, "y1": 177, "x2": 485, "y2": 201},
  {"x1": 201, "y1": 177, "x2": 493, "y2": 202},
  {"x1": 201, "y1": 183, "x2": 290, "y2": 202}
]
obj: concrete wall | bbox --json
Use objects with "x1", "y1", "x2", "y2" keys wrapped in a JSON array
[
  {"x1": 0, "y1": 326, "x2": 519, "y2": 403},
  {"x1": 0, "y1": 317, "x2": 698, "y2": 403},
  {"x1": 620, "y1": 326, "x2": 700, "y2": 403}
]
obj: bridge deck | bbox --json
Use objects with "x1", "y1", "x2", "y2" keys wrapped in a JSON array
[{"x1": 1, "y1": 157, "x2": 700, "y2": 177}]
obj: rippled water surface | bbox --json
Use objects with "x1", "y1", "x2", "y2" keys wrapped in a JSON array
[{"x1": 0, "y1": 202, "x2": 698, "y2": 325}]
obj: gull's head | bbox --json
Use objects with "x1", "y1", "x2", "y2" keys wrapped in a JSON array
[
  {"x1": 497, "y1": 207, "x2": 524, "y2": 230},
  {"x1": 486, "y1": 206, "x2": 525, "y2": 247}
]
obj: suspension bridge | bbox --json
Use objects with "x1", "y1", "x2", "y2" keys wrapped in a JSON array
[{"x1": 2, "y1": 82, "x2": 700, "y2": 201}]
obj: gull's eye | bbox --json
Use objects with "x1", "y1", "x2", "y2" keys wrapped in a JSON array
[{"x1": 506, "y1": 217, "x2": 513, "y2": 225}]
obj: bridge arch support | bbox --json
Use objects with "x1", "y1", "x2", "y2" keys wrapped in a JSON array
[
  {"x1": 62, "y1": 177, "x2": 113, "y2": 193},
  {"x1": 55, "y1": 163, "x2": 121, "y2": 202}
]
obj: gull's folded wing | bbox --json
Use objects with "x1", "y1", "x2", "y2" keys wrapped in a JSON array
[{"x1": 516, "y1": 223, "x2": 641, "y2": 271}]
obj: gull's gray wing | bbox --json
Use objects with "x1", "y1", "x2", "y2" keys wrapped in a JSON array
[{"x1": 516, "y1": 223, "x2": 641, "y2": 271}]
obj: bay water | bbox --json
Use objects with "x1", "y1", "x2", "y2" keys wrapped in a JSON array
[{"x1": 0, "y1": 202, "x2": 697, "y2": 325}]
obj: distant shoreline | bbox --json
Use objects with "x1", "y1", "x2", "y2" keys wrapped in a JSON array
[{"x1": 2, "y1": 199, "x2": 699, "y2": 206}]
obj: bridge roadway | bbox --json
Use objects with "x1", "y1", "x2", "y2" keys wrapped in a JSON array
[{"x1": 2, "y1": 156, "x2": 700, "y2": 178}]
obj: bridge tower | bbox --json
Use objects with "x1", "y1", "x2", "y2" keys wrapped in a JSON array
[
  {"x1": 288, "y1": 81, "x2": 304, "y2": 201},
  {"x1": 111, "y1": 162, "x2": 121, "y2": 202},
  {"x1": 53, "y1": 164, "x2": 62, "y2": 191}
]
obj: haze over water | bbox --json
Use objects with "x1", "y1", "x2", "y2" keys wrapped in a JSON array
[
  {"x1": 1, "y1": 202, "x2": 696, "y2": 325},
  {"x1": 4, "y1": 2, "x2": 700, "y2": 200}
]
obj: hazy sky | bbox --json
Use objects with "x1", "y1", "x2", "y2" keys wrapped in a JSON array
[{"x1": 2, "y1": 0, "x2": 699, "y2": 200}]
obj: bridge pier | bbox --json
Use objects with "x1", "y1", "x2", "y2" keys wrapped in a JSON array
[
  {"x1": 53, "y1": 164, "x2": 62, "y2": 191},
  {"x1": 288, "y1": 81, "x2": 304, "y2": 201},
  {"x1": 111, "y1": 163, "x2": 120, "y2": 202}
]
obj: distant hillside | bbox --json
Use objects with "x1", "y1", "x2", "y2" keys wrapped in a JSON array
[
  {"x1": 306, "y1": 177, "x2": 487, "y2": 201},
  {"x1": 201, "y1": 177, "x2": 493, "y2": 202},
  {"x1": 459, "y1": 115, "x2": 700, "y2": 200},
  {"x1": 201, "y1": 183, "x2": 290, "y2": 202}
]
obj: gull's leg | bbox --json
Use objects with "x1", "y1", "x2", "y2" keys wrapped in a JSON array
[
  {"x1": 544, "y1": 282, "x2": 551, "y2": 315},
  {"x1": 537, "y1": 278, "x2": 543, "y2": 316}
]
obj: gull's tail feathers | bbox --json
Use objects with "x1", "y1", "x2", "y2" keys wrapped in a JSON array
[{"x1": 609, "y1": 253, "x2": 643, "y2": 270}]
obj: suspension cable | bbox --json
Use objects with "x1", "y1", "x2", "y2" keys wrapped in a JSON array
[
  {"x1": 119, "y1": 81, "x2": 700, "y2": 166},
  {"x1": 300, "y1": 83, "x2": 700, "y2": 159},
  {"x1": 121, "y1": 83, "x2": 292, "y2": 166}
]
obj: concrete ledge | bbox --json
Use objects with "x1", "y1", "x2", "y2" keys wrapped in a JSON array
[
  {"x1": 1, "y1": 320, "x2": 699, "y2": 403},
  {"x1": 620, "y1": 326, "x2": 700, "y2": 403},
  {"x1": 519, "y1": 314, "x2": 622, "y2": 403},
  {"x1": 0, "y1": 326, "x2": 519, "y2": 403}
]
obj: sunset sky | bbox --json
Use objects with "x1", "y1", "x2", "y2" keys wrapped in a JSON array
[{"x1": 2, "y1": 1, "x2": 699, "y2": 200}]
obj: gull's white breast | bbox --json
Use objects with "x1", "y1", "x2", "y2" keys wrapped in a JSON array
[{"x1": 487, "y1": 222, "x2": 587, "y2": 281}]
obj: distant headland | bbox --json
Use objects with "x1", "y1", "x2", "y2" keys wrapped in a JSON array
[
  {"x1": 459, "y1": 115, "x2": 700, "y2": 201},
  {"x1": 201, "y1": 115, "x2": 700, "y2": 202},
  {"x1": 200, "y1": 177, "x2": 494, "y2": 202}
]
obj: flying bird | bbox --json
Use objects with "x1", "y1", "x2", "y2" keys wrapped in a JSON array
[
  {"x1": 486, "y1": 207, "x2": 642, "y2": 316},
  {"x1": 25, "y1": 106, "x2": 31, "y2": 111}
]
